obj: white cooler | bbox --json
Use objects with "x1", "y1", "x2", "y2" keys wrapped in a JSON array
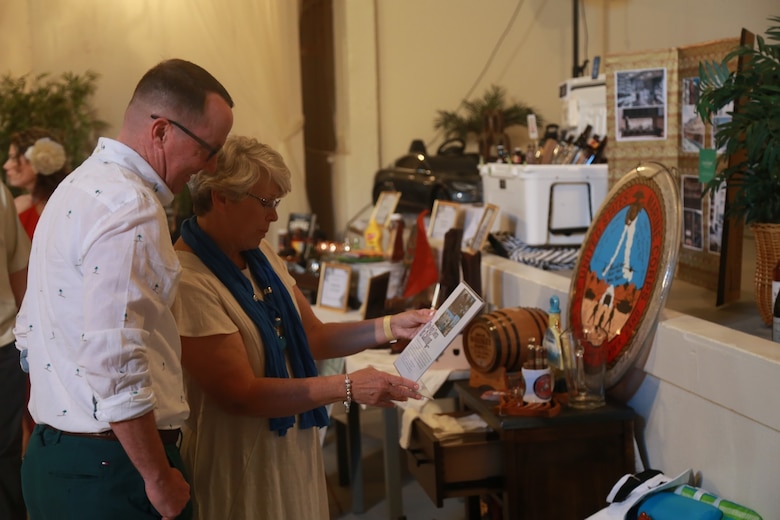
[{"x1": 480, "y1": 163, "x2": 608, "y2": 246}]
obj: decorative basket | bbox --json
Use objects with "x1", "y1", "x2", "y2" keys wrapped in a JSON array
[{"x1": 750, "y1": 223, "x2": 780, "y2": 326}]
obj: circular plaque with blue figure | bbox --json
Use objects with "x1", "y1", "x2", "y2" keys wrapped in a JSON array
[{"x1": 569, "y1": 163, "x2": 681, "y2": 389}]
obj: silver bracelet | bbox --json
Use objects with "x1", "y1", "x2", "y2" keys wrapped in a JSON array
[{"x1": 343, "y1": 373, "x2": 352, "y2": 413}]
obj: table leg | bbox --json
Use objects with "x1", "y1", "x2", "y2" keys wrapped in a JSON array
[
  {"x1": 383, "y1": 406, "x2": 405, "y2": 520},
  {"x1": 347, "y1": 404, "x2": 364, "y2": 513},
  {"x1": 335, "y1": 419, "x2": 349, "y2": 486},
  {"x1": 466, "y1": 496, "x2": 481, "y2": 520}
]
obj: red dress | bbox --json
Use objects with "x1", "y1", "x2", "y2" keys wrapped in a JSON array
[{"x1": 18, "y1": 205, "x2": 40, "y2": 239}]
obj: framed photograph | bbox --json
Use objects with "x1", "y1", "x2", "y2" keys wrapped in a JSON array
[
  {"x1": 316, "y1": 262, "x2": 352, "y2": 311},
  {"x1": 681, "y1": 175, "x2": 703, "y2": 251},
  {"x1": 428, "y1": 200, "x2": 461, "y2": 240},
  {"x1": 614, "y1": 67, "x2": 667, "y2": 142},
  {"x1": 361, "y1": 271, "x2": 391, "y2": 320},
  {"x1": 681, "y1": 77, "x2": 703, "y2": 153},
  {"x1": 370, "y1": 191, "x2": 401, "y2": 227},
  {"x1": 468, "y1": 204, "x2": 498, "y2": 253}
]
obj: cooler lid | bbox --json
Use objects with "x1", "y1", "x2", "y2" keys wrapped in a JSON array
[{"x1": 479, "y1": 163, "x2": 518, "y2": 179}]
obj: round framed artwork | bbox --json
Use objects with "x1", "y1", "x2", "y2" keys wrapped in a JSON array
[{"x1": 568, "y1": 162, "x2": 682, "y2": 389}]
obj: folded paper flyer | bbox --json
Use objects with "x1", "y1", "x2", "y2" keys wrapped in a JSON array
[{"x1": 393, "y1": 281, "x2": 484, "y2": 382}]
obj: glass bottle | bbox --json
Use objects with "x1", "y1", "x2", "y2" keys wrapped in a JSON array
[
  {"x1": 525, "y1": 142, "x2": 537, "y2": 164},
  {"x1": 496, "y1": 144, "x2": 507, "y2": 163},
  {"x1": 771, "y1": 258, "x2": 780, "y2": 319},
  {"x1": 584, "y1": 135, "x2": 608, "y2": 165},
  {"x1": 511, "y1": 147, "x2": 524, "y2": 164},
  {"x1": 525, "y1": 336, "x2": 544, "y2": 369},
  {"x1": 551, "y1": 135, "x2": 574, "y2": 164},
  {"x1": 773, "y1": 288, "x2": 780, "y2": 343},
  {"x1": 565, "y1": 124, "x2": 593, "y2": 164},
  {"x1": 543, "y1": 295, "x2": 565, "y2": 391},
  {"x1": 364, "y1": 217, "x2": 383, "y2": 254}
]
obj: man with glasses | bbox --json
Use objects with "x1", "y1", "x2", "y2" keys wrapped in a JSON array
[
  {"x1": 150, "y1": 115, "x2": 222, "y2": 161},
  {"x1": 16, "y1": 58, "x2": 233, "y2": 520}
]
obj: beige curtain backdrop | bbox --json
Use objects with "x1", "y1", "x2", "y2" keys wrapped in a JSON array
[
  {"x1": 0, "y1": 0, "x2": 309, "y2": 241},
  {"x1": 3, "y1": 0, "x2": 777, "y2": 242}
]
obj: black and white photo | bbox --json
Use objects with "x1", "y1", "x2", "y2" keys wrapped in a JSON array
[{"x1": 615, "y1": 68, "x2": 667, "y2": 141}]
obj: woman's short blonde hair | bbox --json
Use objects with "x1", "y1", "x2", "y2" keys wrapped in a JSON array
[{"x1": 189, "y1": 135, "x2": 292, "y2": 216}]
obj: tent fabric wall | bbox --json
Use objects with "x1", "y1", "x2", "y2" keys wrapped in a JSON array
[{"x1": 0, "y1": 0, "x2": 309, "y2": 232}]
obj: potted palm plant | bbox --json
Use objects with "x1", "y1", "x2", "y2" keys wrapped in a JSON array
[
  {"x1": 696, "y1": 15, "x2": 780, "y2": 324},
  {"x1": 0, "y1": 71, "x2": 107, "y2": 182},
  {"x1": 434, "y1": 84, "x2": 543, "y2": 160}
]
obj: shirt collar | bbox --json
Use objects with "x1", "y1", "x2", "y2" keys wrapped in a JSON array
[{"x1": 93, "y1": 137, "x2": 174, "y2": 206}]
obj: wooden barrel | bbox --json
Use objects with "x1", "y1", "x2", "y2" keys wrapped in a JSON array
[{"x1": 463, "y1": 307, "x2": 548, "y2": 373}]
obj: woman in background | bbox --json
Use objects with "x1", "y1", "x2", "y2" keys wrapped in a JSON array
[
  {"x1": 3, "y1": 128, "x2": 69, "y2": 238},
  {"x1": 171, "y1": 135, "x2": 432, "y2": 519},
  {"x1": 3, "y1": 129, "x2": 68, "y2": 456}
]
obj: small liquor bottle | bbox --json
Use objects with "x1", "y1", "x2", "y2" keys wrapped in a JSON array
[
  {"x1": 584, "y1": 135, "x2": 608, "y2": 165},
  {"x1": 511, "y1": 147, "x2": 524, "y2": 164},
  {"x1": 550, "y1": 135, "x2": 573, "y2": 164},
  {"x1": 772, "y1": 258, "x2": 780, "y2": 319},
  {"x1": 496, "y1": 144, "x2": 508, "y2": 163},
  {"x1": 525, "y1": 142, "x2": 537, "y2": 164},
  {"x1": 564, "y1": 124, "x2": 593, "y2": 164}
]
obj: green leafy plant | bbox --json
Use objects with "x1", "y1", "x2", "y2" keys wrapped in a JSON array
[
  {"x1": 696, "y1": 16, "x2": 780, "y2": 224},
  {"x1": 433, "y1": 84, "x2": 543, "y2": 142},
  {"x1": 0, "y1": 71, "x2": 108, "y2": 180}
]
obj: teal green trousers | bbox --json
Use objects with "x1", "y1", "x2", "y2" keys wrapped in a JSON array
[{"x1": 22, "y1": 424, "x2": 192, "y2": 520}]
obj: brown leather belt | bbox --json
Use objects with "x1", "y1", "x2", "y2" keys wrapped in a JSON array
[{"x1": 44, "y1": 425, "x2": 181, "y2": 445}]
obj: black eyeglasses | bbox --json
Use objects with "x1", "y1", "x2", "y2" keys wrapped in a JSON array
[
  {"x1": 246, "y1": 192, "x2": 281, "y2": 209},
  {"x1": 150, "y1": 114, "x2": 221, "y2": 160}
]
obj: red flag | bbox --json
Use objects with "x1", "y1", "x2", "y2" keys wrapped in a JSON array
[{"x1": 403, "y1": 210, "x2": 439, "y2": 298}]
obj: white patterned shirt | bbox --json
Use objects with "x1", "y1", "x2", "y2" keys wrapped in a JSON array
[{"x1": 15, "y1": 138, "x2": 188, "y2": 432}]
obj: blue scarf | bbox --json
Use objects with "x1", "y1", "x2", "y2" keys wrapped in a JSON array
[{"x1": 180, "y1": 217, "x2": 328, "y2": 436}]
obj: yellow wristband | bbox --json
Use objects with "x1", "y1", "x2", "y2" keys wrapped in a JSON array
[{"x1": 383, "y1": 315, "x2": 396, "y2": 342}]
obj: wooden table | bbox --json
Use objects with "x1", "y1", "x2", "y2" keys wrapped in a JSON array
[
  {"x1": 340, "y1": 348, "x2": 469, "y2": 520},
  {"x1": 457, "y1": 382, "x2": 635, "y2": 519},
  {"x1": 406, "y1": 382, "x2": 636, "y2": 519}
]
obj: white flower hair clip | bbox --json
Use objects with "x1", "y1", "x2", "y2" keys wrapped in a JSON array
[{"x1": 24, "y1": 137, "x2": 66, "y2": 176}]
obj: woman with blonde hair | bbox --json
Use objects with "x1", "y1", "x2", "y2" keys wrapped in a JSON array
[{"x1": 172, "y1": 135, "x2": 431, "y2": 519}]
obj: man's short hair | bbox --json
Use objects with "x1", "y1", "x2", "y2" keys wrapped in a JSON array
[{"x1": 130, "y1": 59, "x2": 234, "y2": 118}]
